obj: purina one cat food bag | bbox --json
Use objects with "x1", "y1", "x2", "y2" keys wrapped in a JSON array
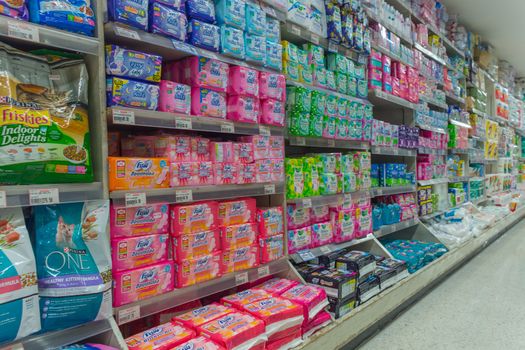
[
  {"x1": 33, "y1": 201, "x2": 112, "y2": 332},
  {"x1": 0, "y1": 207, "x2": 41, "y2": 343}
]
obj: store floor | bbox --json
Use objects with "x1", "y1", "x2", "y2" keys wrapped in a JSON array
[{"x1": 357, "y1": 220, "x2": 525, "y2": 350}]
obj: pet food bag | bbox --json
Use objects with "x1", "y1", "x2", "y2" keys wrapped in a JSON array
[
  {"x1": 0, "y1": 207, "x2": 41, "y2": 343},
  {"x1": 0, "y1": 43, "x2": 93, "y2": 185},
  {"x1": 33, "y1": 200, "x2": 112, "y2": 332}
]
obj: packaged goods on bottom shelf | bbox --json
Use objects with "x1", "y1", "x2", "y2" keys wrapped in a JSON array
[
  {"x1": 124, "y1": 279, "x2": 331, "y2": 350},
  {"x1": 112, "y1": 198, "x2": 285, "y2": 306},
  {"x1": 108, "y1": 133, "x2": 284, "y2": 190},
  {"x1": 372, "y1": 193, "x2": 418, "y2": 231},
  {"x1": 382, "y1": 240, "x2": 448, "y2": 273}
]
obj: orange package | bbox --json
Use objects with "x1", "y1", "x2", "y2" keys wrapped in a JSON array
[{"x1": 108, "y1": 157, "x2": 170, "y2": 191}]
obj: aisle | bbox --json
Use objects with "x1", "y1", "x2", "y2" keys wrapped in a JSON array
[{"x1": 357, "y1": 220, "x2": 525, "y2": 350}]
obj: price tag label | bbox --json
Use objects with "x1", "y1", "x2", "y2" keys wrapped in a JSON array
[
  {"x1": 393, "y1": 148, "x2": 399, "y2": 155},
  {"x1": 328, "y1": 41, "x2": 338, "y2": 53},
  {"x1": 220, "y1": 122, "x2": 235, "y2": 133},
  {"x1": 327, "y1": 139, "x2": 335, "y2": 147},
  {"x1": 115, "y1": 26, "x2": 140, "y2": 40},
  {"x1": 375, "y1": 188, "x2": 383, "y2": 196},
  {"x1": 172, "y1": 39, "x2": 198, "y2": 55},
  {"x1": 319, "y1": 246, "x2": 331, "y2": 254},
  {"x1": 258, "y1": 265, "x2": 270, "y2": 278},
  {"x1": 302, "y1": 198, "x2": 312, "y2": 208},
  {"x1": 113, "y1": 109, "x2": 135, "y2": 125},
  {"x1": 175, "y1": 189, "x2": 193, "y2": 203},
  {"x1": 8, "y1": 21, "x2": 39, "y2": 42},
  {"x1": 175, "y1": 117, "x2": 192, "y2": 130},
  {"x1": 125, "y1": 192, "x2": 146, "y2": 208},
  {"x1": 0, "y1": 191, "x2": 6, "y2": 208},
  {"x1": 310, "y1": 34, "x2": 320, "y2": 45},
  {"x1": 295, "y1": 137, "x2": 306, "y2": 146},
  {"x1": 118, "y1": 305, "x2": 140, "y2": 324},
  {"x1": 264, "y1": 184, "x2": 276, "y2": 195},
  {"x1": 235, "y1": 272, "x2": 249, "y2": 286},
  {"x1": 259, "y1": 125, "x2": 271, "y2": 136},
  {"x1": 29, "y1": 188, "x2": 58, "y2": 206},
  {"x1": 290, "y1": 24, "x2": 301, "y2": 36},
  {"x1": 298, "y1": 250, "x2": 316, "y2": 262},
  {"x1": 49, "y1": 74, "x2": 61, "y2": 81}
]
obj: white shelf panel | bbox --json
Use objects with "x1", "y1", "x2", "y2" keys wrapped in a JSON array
[
  {"x1": 114, "y1": 259, "x2": 289, "y2": 325},
  {"x1": 418, "y1": 178, "x2": 449, "y2": 186},
  {"x1": 448, "y1": 176, "x2": 470, "y2": 182},
  {"x1": 414, "y1": 43, "x2": 447, "y2": 66},
  {"x1": 371, "y1": 185, "x2": 416, "y2": 197},
  {"x1": 108, "y1": 107, "x2": 284, "y2": 136},
  {"x1": 371, "y1": 42, "x2": 413, "y2": 68},
  {"x1": 369, "y1": 89, "x2": 417, "y2": 110},
  {"x1": 371, "y1": 146, "x2": 416, "y2": 157},
  {"x1": 374, "y1": 218, "x2": 420, "y2": 239},
  {"x1": 445, "y1": 92, "x2": 465, "y2": 105},
  {"x1": 287, "y1": 136, "x2": 370, "y2": 150},
  {"x1": 418, "y1": 147, "x2": 446, "y2": 156},
  {"x1": 416, "y1": 123, "x2": 447, "y2": 134},
  {"x1": 287, "y1": 189, "x2": 371, "y2": 209},
  {"x1": 110, "y1": 183, "x2": 284, "y2": 206}
]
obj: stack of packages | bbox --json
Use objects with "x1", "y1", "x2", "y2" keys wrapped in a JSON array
[
  {"x1": 383, "y1": 240, "x2": 448, "y2": 273},
  {"x1": 372, "y1": 121, "x2": 419, "y2": 150},
  {"x1": 417, "y1": 154, "x2": 447, "y2": 181},
  {"x1": 372, "y1": 193, "x2": 418, "y2": 231},
  {"x1": 295, "y1": 249, "x2": 409, "y2": 318},
  {"x1": 324, "y1": 0, "x2": 371, "y2": 53},
  {"x1": 124, "y1": 278, "x2": 330, "y2": 350},
  {"x1": 371, "y1": 162, "x2": 416, "y2": 188},
  {"x1": 108, "y1": 0, "x2": 282, "y2": 69}
]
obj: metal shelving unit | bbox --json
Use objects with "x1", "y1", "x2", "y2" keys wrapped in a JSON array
[
  {"x1": 374, "y1": 218, "x2": 420, "y2": 239},
  {"x1": 369, "y1": 89, "x2": 417, "y2": 110},
  {"x1": 287, "y1": 136, "x2": 370, "y2": 150},
  {"x1": 371, "y1": 146, "x2": 417, "y2": 157},
  {"x1": 418, "y1": 178, "x2": 449, "y2": 186}
]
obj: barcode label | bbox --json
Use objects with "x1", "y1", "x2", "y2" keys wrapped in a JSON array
[
  {"x1": 220, "y1": 122, "x2": 235, "y2": 133},
  {"x1": 264, "y1": 184, "x2": 275, "y2": 195},
  {"x1": 235, "y1": 272, "x2": 249, "y2": 286},
  {"x1": 115, "y1": 26, "x2": 140, "y2": 40},
  {"x1": 118, "y1": 305, "x2": 140, "y2": 324},
  {"x1": 302, "y1": 198, "x2": 312, "y2": 208},
  {"x1": 113, "y1": 109, "x2": 135, "y2": 125},
  {"x1": 0, "y1": 191, "x2": 6, "y2": 208},
  {"x1": 175, "y1": 189, "x2": 193, "y2": 203},
  {"x1": 175, "y1": 117, "x2": 192, "y2": 130},
  {"x1": 298, "y1": 250, "x2": 315, "y2": 262},
  {"x1": 29, "y1": 188, "x2": 58, "y2": 206},
  {"x1": 125, "y1": 192, "x2": 146, "y2": 207},
  {"x1": 259, "y1": 125, "x2": 271, "y2": 136},
  {"x1": 290, "y1": 24, "x2": 301, "y2": 35},
  {"x1": 8, "y1": 21, "x2": 39, "y2": 42},
  {"x1": 295, "y1": 137, "x2": 306, "y2": 146},
  {"x1": 258, "y1": 265, "x2": 270, "y2": 278}
]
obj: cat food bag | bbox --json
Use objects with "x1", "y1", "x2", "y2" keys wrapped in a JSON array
[
  {"x1": 0, "y1": 207, "x2": 41, "y2": 343},
  {"x1": 0, "y1": 43, "x2": 93, "y2": 185},
  {"x1": 33, "y1": 200, "x2": 112, "y2": 332}
]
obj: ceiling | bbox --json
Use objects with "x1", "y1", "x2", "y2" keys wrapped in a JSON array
[{"x1": 441, "y1": 0, "x2": 525, "y2": 77}]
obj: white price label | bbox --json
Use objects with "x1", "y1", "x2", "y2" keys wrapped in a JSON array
[
  {"x1": 258, "y1": 265, "x2": 270, "y2": 278},
  {"x1": 310, "y1": 34, "x2": 320, "y2": 45},
  {"x1": 290, "y1": 24, "x2": 301, "y2": 36},
  {"x1": 302, "y1": 198, "x2": 312, "y2": 208},
  {"x1": 115, "y1": 26, "x2": 140, "y2": 40},
  {"x1": 259, "y1": 125, "x2": 271, "y2": 136},
  {"x1": 0, "y1": 191, "x2": 6, "y2": 208},
  {"x1": 175, "y1": 117, "x2": 192, "y2": 130},
  {"x1": 295, "y1": 137, "x2": 306, "y2": 146},
  {"x1": 264, "y1": 184, "x2": 276, "y2": 195},
  {"x1": 175, "y1": 189, "x2": 193, "y2": 203},
  {"x1": 113, "y1": 109, "x2": 135, "y2": 125},
  {"x1": 118, "y1": 305, "x2": 140, "y2": 324},
  {"x1": 220, "y1": 122, "x2": 235, "y2": 133},
  {"x1": 319, "y1": 245, "x2": 331, "y2": 254},
  {"x1": 8, "y1": 21, "x2": 39, "y2": 42},
  {"x1": 327, "y1": 139, "x2": 335, "y2": 147},
  {"x1": 235, "y1": 272, "x2": 249, "y2": 285},
  {"x1": 375, "y1": 188, "x2": 383, "y2": 196},
  {"x1": 393, "y1": 148, "x2": 399, "y2": 155},
  {"x1": 49, "y1": 74, "x2": 61, "y2": 81},
  {"x1": 125, "y1": 192, "x2": 146, "y2": 207},
  {"x1": 328, "y1": 41, "x2": 338, "y2": 53},
  {"x1": 298, "y1": 250, "x2": 316, "y2": 262},
  {"x1": 29, "y1": 188, "x2": 58, "y2": 206}
]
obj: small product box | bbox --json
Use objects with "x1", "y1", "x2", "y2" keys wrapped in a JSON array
[
  {"x1": 335, "y1": 250, "x2": 377, "y2": 281},
  {"x1": 305, "y1": 268, "x2": 357, "y2": 300}
]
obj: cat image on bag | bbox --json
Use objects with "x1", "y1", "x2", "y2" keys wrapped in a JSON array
[{"x1": 55, "y1": 216, "x2": 75, "y2": 248}]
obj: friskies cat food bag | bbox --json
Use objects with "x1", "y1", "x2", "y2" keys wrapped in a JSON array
[
  {"x1": 33, "y1": 200, "x2": 112, "y2": 332},
  {"x1": 0, "y1": 207, "x2": 41, "y2": 343}
]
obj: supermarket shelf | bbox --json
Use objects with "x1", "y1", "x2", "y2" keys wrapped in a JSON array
[
  {"x1": 469, "y1": 176, "x2": 485, "y2": 182},
  {"x1": 297, "y1": 207, "x2": 525, "y2": 350},
  {"x1": 410, "y1": 13, "x2": 465, "y2": 59},
  {"x1": 371, "y1": 146, "x2": 416, "y2": 157},
  {"x1": 449, "y1": 176, "x2": 470, "y2": 182},
  {"x1": 487, "y1": 114, "x2": 509, "y2": 126},
  {"x1": 286, "y1": 80, "x2": 371, "y2": 105},
  {"x1": 445, "y1": 92, "x2": 466, "y2": 105},
  {"x1": 366, "y1": 11, "x2": 413, "y2": 45},
  {"x1": 108, "y1": 107, "x2": 284, "y2": 136},
  {"x1": 110, "y1": 183, "x2": 284, "y2": 206},
  {"x1": 449, "y1": 118, "x2": 471, "y2": 129},
  {"x1": 416, "y1": 123, "x2": 447, "y2": 134},
  {"x1": 259, "y1": 1, "x2": 287, "y2": 21},
  {"x1": 290, "y1": 234, "x2": 375, "y2": 264},
  {"x1": 0, "y1": 16, "x2": 100, "y2": 55},
  {"x1": 469, "y1": 108, "x2": 488, "y2": 118},
  {"x1": 6, "y1": 319, "x2": 117, "y2": 350},
  {"x1": 418, "y1": 178, "x2": 448, "y2": 186},
  {"x1": 371, "y1": 42, "x2": 413, "y2": 67},
  {"x1": 418, "y1": 147, "x2": 446, "y2": 156},
  {"x1": 472, "y1": 196, "x2": 488, "y2": 205},
  {"x1": 105, "y1": 22, "x2": 279, "y2": 73},
  {"x1": 287, "y1": 189, "x2": 371, "y2": 209},
  {"x1": 422, "y1": 97, "x2": 448, "y2": 110},
  {"x1": 280, "y1": 22, "x2": 363, "y2": 61},
  {"x1": 368, "y1": 89, "x2": 417, "y2": 110},
  {"x1": 114, "y1": 258, "x2": 289, "y2": 325},
  {"x1": 1, "y1": 182, "x2": 104, "y2": 208},
  {"x1": 370, "y1": 185, "x2": 416, "y2": 197},
  {"x1": 385, "y1": 0, "x2": 412, "y2": 17},
  {"x1": 414, "y1": 42, "x2": 447, "y2": 66},
  {"x1": 287, "y1": 136, "x2": 370, "y2": 150},
  {"x1": 449, "y1": 148, "x2": 469, "y2": 155},
  {"x1": 374, "y1": 218, "x2": 420, "y2": 239}
]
